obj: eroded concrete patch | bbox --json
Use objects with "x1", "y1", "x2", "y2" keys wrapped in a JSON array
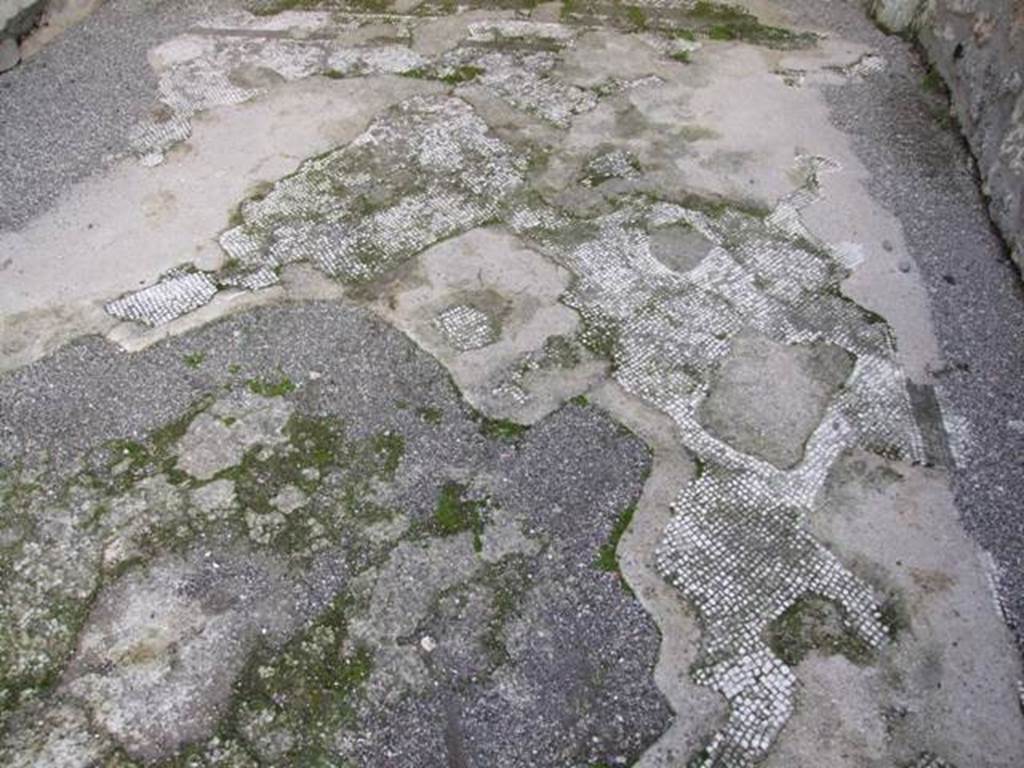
[
  {"x1": 698, "y1": 331, "x2": 854, "y2": 469},
  {"x1": 175, "y1": 390, "x2": 293, "y2": 480},
  {"x1": 767, "y1": 451, "x2": 1024, "y2": 767},
  {"x1": 370, "y1": 226, "x2": 606, "y2": 423},
  {"x1": 64, "y1": 549, "x2": 310, "y2": 761}
]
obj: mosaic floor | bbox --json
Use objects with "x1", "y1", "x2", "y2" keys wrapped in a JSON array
[{"x1": 2, "y1": 2, "x2": 1023, "y2": 767}]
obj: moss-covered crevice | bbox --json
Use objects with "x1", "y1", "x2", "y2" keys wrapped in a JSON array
[
  {"x1": 248, "y1": 0, "x2": 389, "y2": 16},
  {"x1": 408, "y1": 550, "x2": 534, "y2": 675},
  {"x1": 686, "y1": 1, "x2": 815, "y2": 47},
  {"x1": 246, "y1": 374, "x2": 296, "y2": 398},
  {"x1": 595, "y1": 502, "x2": 636, "y2": 573},
  {"x1": 92, "y1": 396, "x2": 214, "y2": 493},
  {"x1": 576, "y1": 310, "x2": 621, "y2": 367},
  {"x1": 477, "y1": 415, "x2": 529, "y2": 443},
  {"x1": 478, "y1": 555, "x2": 533, "y2": 667}
]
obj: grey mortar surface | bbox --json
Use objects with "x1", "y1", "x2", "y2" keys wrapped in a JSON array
[
  {"x1": 773, "y1": 0, "x2": 1024, "y2": 654},
  {"x1": 0, "y1": 300, "x2": 670, "y2": 766},
  {"x1": 697, "y1": 332, "x2": 855, "y2": 470}
]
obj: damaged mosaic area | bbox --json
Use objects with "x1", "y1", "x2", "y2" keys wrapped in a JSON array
[
  {"x1": 131, "y1": 9, "x2": 425, "y2": 164},
  {"x1": 129, "y1": 13, "x2": 601, "y2": 164},
  {"x1": 0, "y1": 303, "x2": 670, "y2": 766},
  {"x1": 433, "y1": 304, "x2": 498, "y2": 351},
  {"x1": 507, "y1": 157, "x2": 926, "y2": 766},
  {"x1": 127, "y1": 0, "x2": 816, "y2": 165},
  {"x1": 109, "y1": 135, "x2": 925, "y2": 768},
  {"x1": 91, "y1": 6, "x2": 969, "y2": 767},
  {"x1": 220, "y1": 94, "x2": 524, "y2": 283},
  {"x1": 111, "y1": 0, "x2": 826, "y2": 319}
]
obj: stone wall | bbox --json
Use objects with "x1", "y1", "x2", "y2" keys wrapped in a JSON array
[{"x1": 871, "y1": 0, "x2": 1024, "y2": 272}]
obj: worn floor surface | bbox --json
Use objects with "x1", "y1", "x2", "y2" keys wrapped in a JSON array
[{"x1": 1, "y1": 2, "x2": 1022, "y2": 767}]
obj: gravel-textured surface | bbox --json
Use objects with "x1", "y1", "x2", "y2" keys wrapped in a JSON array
[
  {"x1": 0, "y1": 303, "x2": 671, "y2": 768},
  {"x1": 0, "y1": 0, "x2": 224, "y2": 232},
  {"x1": 0, "y1": 300, "x2": 671, "y2": 766}
]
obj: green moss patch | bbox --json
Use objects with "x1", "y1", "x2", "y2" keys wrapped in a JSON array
[
  {"x1": 246, "y1": 374, "x2": 296, "y2": 397},
  {"x1": 595, "y1": 503, "x2": 635, "y2": 572},
  {"x1": 686, "y1": 1, "x2": 816, "y2": 49},
  {"x1": 878, "y1": 591, "x2": 910, "y2": 640},
  {"x1": 226, "y1": 594, "x2": 373, "y2": 763},
  {"x1": 93, "y1": 397, "x2": 213, "y2": 493},
  {"x1": 440, "y1": 65, "x2": 484, "y2": 85},
  {"x1": 370, "y1": 432, "x2": 405, "y2": 478},
  {"x1": 433, "y1": 482, "x2": 486, "y2": 551},
  {"x1": 220, "y1": 414, "x2": 405, "y2": 553},
  {"x1": 183, "y1": 352, "x2": 205, "y2": 369},
  {"x1": 479, "y1": 417, "x2": 528, "y2": 442},
  {"x1": 625, "y1": 5, "x2": 647, "y2": 30},
  {"x1": 480, "y1": 555, "x2": 531, "y2": 666},
  {"x1": 557, "y1": 0, "x2": 813, "y2": 49},
  {"x1": 541, "y1": 334, "x2": 582, "y2": 368},
  {"x1": 577, "y1": 312, "x2": 620, "y2": 365},
  {"x1": 922, "y1": 66, "x2": 945, "y2": 94},
  {"x1": 416, "y1": 406, "x2": 444, "y2": 424},
  {"x1": 249, "y1": 0, "x2": 388, "y2": 15},
  {"x1": 765, "y1": 596, "x2": 874, "y2": 667}
]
